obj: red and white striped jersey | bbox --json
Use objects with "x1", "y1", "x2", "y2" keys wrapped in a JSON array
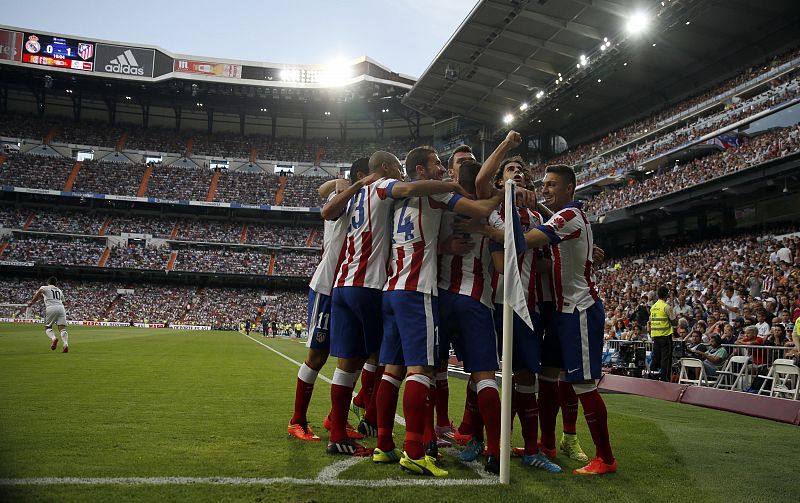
[
  {"x1": 536, "y1": 202, "x2": 599, "y2": 313},
  {"x1": 335, "y1": 177, "x2": 399, "y2": 290},
  {"x1": 309, "y1": 192, "x2": 350, "y2": 296},
  {"x1": 385, "y1": 192, "x2": 462, "y2": 293},
  {"x1": 438, "y1": 213, "x2": 494, "y2": 308},
  {"x1": 488, "y1": 206, "x2": 554, "y2": 307}
]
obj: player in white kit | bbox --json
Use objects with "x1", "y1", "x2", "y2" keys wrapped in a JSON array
[{"x1": 27, "y1": 276, "x2": 69, "y2": 353}]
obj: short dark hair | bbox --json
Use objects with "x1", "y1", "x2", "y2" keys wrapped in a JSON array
[
  {"x1": 544, "y1": 164, "x2": 576, "y2": 193},
  {"x1": 458, "y1": 160, "x2": 482, "y2": 194},
  {"x1": 448, "y1": 145, "x2": 473, "y2": 169},
  {"x1": 494, "y1": 155, "x2": 529, "y2": 186},
  {"x1": 46, "y1": 276, "x2": 57, "y2": 286},
  {"x1": 405, "y1": 146, "x2": 437, "y2": 180},
  {"x1": 657, "y1": 286, "x2": 670, "y2": 299},
  {"x1": 349, "y1": 157, "x2": 369, "y2": 184}
]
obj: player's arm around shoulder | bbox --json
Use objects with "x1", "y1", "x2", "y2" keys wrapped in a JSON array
[
  {"x1": 389, "y1": 179, "x2": 465, "y2": 199},
  {"x1": 320, "y1": 173, "x2": 378, "y2": 220}
]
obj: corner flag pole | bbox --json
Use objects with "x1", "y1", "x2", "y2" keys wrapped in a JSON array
[
  {"x1": 500, "y1": 288, "x2": 514, "y2": 483},
  {"x1": 500, "y1": 180, "x2": 535, "y2": 484}
]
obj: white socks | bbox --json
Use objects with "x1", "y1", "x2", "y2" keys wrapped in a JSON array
[
  {"x1": 60, "y1": 329, "x2": 69, "y2": 348},
  {"x1": 45, "y1": 328, "x2": 56, "y2": 341}
]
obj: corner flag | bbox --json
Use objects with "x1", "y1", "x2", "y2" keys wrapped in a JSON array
[{"x1": 500, "y1": 179, "x2": 532, "y2": 484}]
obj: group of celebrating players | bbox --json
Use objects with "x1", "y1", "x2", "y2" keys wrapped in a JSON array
[{"x1": 288, "y1": 132, "x2": 616, "y2": 478}]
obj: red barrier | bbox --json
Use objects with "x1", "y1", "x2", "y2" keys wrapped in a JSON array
[{"x1": 598, "y1": 374, "x2": 800, "y2": 425}]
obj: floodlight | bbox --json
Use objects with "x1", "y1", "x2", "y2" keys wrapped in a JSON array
[
  {"x1": 503, "y1": 113, "x2": 514, "y2": 124},
  {"x1": 626, "y1": 11, "x2": 650, "y2": 35}
]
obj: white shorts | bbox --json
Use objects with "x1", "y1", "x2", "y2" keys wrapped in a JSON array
[{"x1": 45, "y1": 306, "x2": 67, "y2": 327}]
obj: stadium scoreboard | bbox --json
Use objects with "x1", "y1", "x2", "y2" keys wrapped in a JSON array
[{"x1": 21, "y1": 32, "x2": 94, "y2": 71}]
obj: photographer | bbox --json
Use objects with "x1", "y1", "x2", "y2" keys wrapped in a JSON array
[{"x1": 648, "y1": 286, "x2": 678, "y2": 382}]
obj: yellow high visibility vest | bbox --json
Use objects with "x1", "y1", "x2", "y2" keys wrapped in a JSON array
[{"x1": 649, "y1": 299, "x2": 673, "y2": 338}]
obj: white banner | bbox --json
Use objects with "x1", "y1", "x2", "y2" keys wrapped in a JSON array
[{"x1": 0, "y1": 318, "x2": 209, "y2": 330}]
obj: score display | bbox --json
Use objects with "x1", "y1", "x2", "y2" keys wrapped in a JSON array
[{"x1": 21, "y1": 33, "x2": 94, "y2": 71}]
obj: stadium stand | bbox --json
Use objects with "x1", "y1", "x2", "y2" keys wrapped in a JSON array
[
  {"x1": 530, "y1": 47, "x2": 800, "y2": 180},
  {"x1": 584, "y1": 125, "x2": 800, "y2": 214}
]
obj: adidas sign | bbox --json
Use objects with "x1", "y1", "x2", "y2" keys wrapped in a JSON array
[{"x1": 105, "y1": 50, "x2": 144, "y2": 75}]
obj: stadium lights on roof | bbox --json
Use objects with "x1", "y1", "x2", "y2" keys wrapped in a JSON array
[
  {"x1": 685, "y1": 21, "x2": 691, "y2": 25},
  {"x1": 319, "y1": 59, "x2": 353, "y2": 87},
  {"x1": 503, "y1": 113, "x2": 514, "y2": 124},
  {"x1": 196, "y1": 102, "x2": 203, "y2": 107},
  {"x1": 555, "y1": 108, "x2": 559, "y2": 112},
  {"x1": 575, "y1": 94, "x2": 580, "y2": 98},
  {"x1": 535, "y1": 90, "x2": 545, "y2": 99},
  {"x1": 125, "y1": 96, "x2": 132, "y2": 100},
  {"x1": 260, "y1": 108, "x2": 268, "y2": 112},
  {"x1": 537, "y1": 119, "x2": 541, "y2": 123},
  {"x1": 597, "y1": 79, "x2": 602, "y2": 83},
  {"x1": 625, "y1": 11, "x2": 650, "y2": 35},
  {"x1": 519, "y1": 103, "x2": 528, "y2": 111}
]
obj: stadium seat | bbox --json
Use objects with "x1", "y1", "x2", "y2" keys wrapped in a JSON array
[
  {"x1": 678, "y1": 358, "x2": 709, "y2": 387},
  {"x1": 713, "y1": 355, "x2": 751, "y2": 391},
  {"x1": 755, "y1": 359, "x2": 796, "y2": 396},
  {"x1": 768, "y1": 362, "x2": 800, "y2": 400}
]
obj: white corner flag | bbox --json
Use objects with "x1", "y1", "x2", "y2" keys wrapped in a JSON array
[{"x1": 500, "y1": 179, "x2": 533, "y2": 484}]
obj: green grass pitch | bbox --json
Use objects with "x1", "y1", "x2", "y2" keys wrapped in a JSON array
[{"x1": 0, "y1": 323, "x2": 797, "y2": 502}]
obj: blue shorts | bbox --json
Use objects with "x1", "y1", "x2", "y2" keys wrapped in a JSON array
[
  {"x1": 306, "y1": 289, "x2": 331, "y2": 351},
  {"x1": 380, "y1": 290, "x2": 440, "y2": 367},
  {"x1": 492, "y1": 303, "x2": 542, "y2": 373},
  {"x1": 330, "y1": 286, "x2": 383, "y2": 359},
  {"x1": 439, "y1": 289, "x2": 498, "y2": 373},
  {"x1": 553, "y1": 300, "x2": 605, "y2": 382}
]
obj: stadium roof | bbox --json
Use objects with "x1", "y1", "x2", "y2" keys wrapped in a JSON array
[{"x1": 403, "y1": 0, "x2": 800, "y2": 144}]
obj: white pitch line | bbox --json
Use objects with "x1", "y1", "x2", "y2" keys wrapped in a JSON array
[{"x1": 0, "y1": 476, "x2": 498, "y2": 487}]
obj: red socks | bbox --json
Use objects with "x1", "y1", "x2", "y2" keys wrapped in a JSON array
[
  {"x1": 402, "y1": 373, "x2": 432, "y2": 459},
  {"x1": 376, "y1": 371, "x2": 402, "y2": 452},
  {"x1": 476, "y1": 379, "x2": 501, "y2": 457},
  {"x1": 514, "y1": 384, "x2": 539, "y2": 456},
  {"x1": 290, "y1": 362, "x2": 319, "y2": 425},
  {"x1": 576, "y1": 388, "x2": 614, "y2": 464},
  {"x1": 558, "y1": 379, "x2": 579, "y2": 434},
  {"x1": 353, "y1": 363, "x2": 377, "y2": 409},
  {"x1": 466, "y1": 381, "x2": 483, "y2": 442},
  {"x1": 363, "y1": 365, "x2": 384, "y2": 425},
  {"x1": 537, "y1": 377, "x2": 559, "y2": 451},
  {"x1": 435, "y1": 371, "x2": 450, "y2": 427},
  {"x1": 329, "y1": 368, "x2": 358, "y2": 443},
  {"x1": 457, "y1": 380, "x2": 473, "y2": 435}
]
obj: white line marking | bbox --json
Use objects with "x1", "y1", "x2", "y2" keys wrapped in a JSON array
[{"x1": 0, "y1": 476, "x2": 499, "y2": 487}]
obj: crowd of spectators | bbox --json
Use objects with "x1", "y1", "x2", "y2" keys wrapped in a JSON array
[
  {"x1": 145, "y1": 164, "x2": 213, "y2": 201},
  {"x1": 105, "y1": 285, "x2": 195, "y2": 325},
  {"x1": 105, "y1": 242, "x2": 170, "y2": 271},
  {"x1": 72, "y1": 160, "x2": 147, "y2": 196},
  {"x1": 213, "y1": 170, "x2": 276, "y2": 205},
  {"x1": 177, "y1": 219, "x2": 243, "y2": 243},
  {"x1": 280, "y1": 174, "x2": 334, "y2": 207},
  {"x1": 529, "y1": 47, "x2": 800, "y2": 180},
  {"x1": 0, "y1": 236, "x2": 103, "y2": 266},
  {"x1": 584, "y1": 124, "x2": 800, "y2": 214},
  {"x1": 0, "y1": 154, "x2": 73, "y2": 190},
  {"x1": 172, "y1": 247, "x2": 274, "y2": 275},
  {"x1": 106, "y1": 215, "x2": 175, "y2": 238},
  {"x1": 26, "y1": 209, "x2": 103, "y2": 235},
  {"x1": 597, "y1": 226, "x2": 799, "y2": 363},
  {"x1": 272, "y1": 250, "x2": 319, "y2": 277},
  {"x1": 245, "y1": 223, "x2": 318, "y2": 247},
  {"x1": 575, "y1": 76, "x2": 799, "y2": 182},
  {"x1": 0, "y1": 206, "x2": 30, "y2": 229}
]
